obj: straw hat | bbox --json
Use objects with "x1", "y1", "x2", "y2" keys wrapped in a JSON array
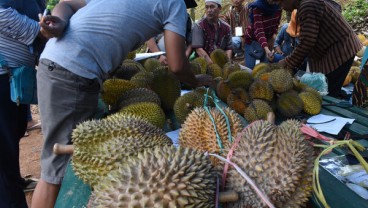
[{"x1": 286, "y1": 9, "x2": 300, "y2": 37}]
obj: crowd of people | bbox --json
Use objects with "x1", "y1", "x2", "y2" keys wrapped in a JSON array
[{"x1": 0, "y1": 0, "x2": 363, "y2": 207}]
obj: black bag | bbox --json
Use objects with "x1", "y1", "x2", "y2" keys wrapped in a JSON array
[{"x1": 249, "y1": 41, "x2": 264, "y2": 59}]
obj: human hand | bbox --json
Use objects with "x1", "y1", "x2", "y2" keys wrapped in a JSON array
[
  {"x1": 274, "y1": 46, "x2": 283, "y2": 55},
  {"x1": 158, "y1": 55, "x2": 168, "y2": 65},
  {"x1": 278, "y1": 59, "x2": 287, "y2": 68},
  {"x1": 265, "y1": 48, "x2": 274, "y2": 62},
  {"x1": 195, "y1": 74, "x2": 215, "y2": 88},
  {"x1": 39, "y1": 15, "x2": 68, "y2": 39}
]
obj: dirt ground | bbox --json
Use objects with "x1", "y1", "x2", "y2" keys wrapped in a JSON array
[{"x1": 20, "y1": 105, "x2": 43, "y2": 206}]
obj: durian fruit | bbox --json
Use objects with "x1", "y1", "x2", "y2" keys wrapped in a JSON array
[
  {"x1": 222, "y1": 62, "x2": 241, "y2": 79},
  {"x1": 216, "y1": 79, "x2": 232, "y2": 102},
  {"x1": 207, "y1": 63, "x2": 223, "y2": 78},
  {"x1": 130, "y1": 70, "x2": 154, "y2": 89},
  {"x1": 226, "y1": 88, "x2": 250, "y2": 115},
  {"x1": 101, "y1": 79, "x2": 137, "y2": 106},
  {"x1": 117, "y1": 88, "x2": 161, "y2": 109},
  {"x1": 210, "y1": 48, "x2": 229, "y2": 68},
  {"x1": 292, "y1": 78, "x2": 308, "y2": 92},
  {"x1": 113, "y1": 59, "x2": 144, "y2": 80},
  {"x1": 226, "y1": 71, "x2": 253, "y2": 90},
  {"x1": 248, "y1": 80, "x2": 274, "y2": 101},
  {"x1": 192, "y1": 57, "x2": 208, "y2": 74},
  {"x1": 252, "y1": 62, "x2": 271, "y2": 79},
  {"x1": 243, "y1": 99, "x2": 273, "y2": 123},
  {"x1": 349, "y1": 66, "x2": 361, "y2": 83},
  {"x1": 143, "y1": 58, "x2": 161, "y2": 72},
  {"x1": 119, "y1": 102, "x2": 166, "y2": 128},
  {"x1": 152, "y1": 66, "x2": 181, "y2": 111},
  {"x1": 276, "y1": 91, "x2": 304, "y2": 118},
  {"x1": 179, "y1": 107, "x2": 244, "y2": 167},
  {"x1": 303, "y1": 87, "x2": 322, "y2": 103},
  {"x1": 259, "y1": 72, "x2": 270, "y2": 82},
  {"x1": 174, "y1": 90, "x2": 206, "y2": 125},
  {"x1": 224, "y1": 118, "x2": 314, "y2": 208},
  {"x1": 91, "y1": 146, "x2": 216, "y2": 208},
  {"x1": 190, "y1": 62, "x2": 202, "y2": 75},
  {"x1": 299, "y1": 91, "x2": 322, "y2": 115},
  {"x1": 71, "y1": 113, "x2": 172, "y2": 187},
  {"x1": 268, "y1": 69, "x2": 294, "y2": 93},
  {"x1": 126, "y1": 50, "x2": 137, "y2": 60}
]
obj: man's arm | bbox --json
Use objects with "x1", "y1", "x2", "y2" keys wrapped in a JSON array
[
  {"x1": 0, "y1": 7, "x2": 40, "y2": 45},
  {"x1": 39, "y1": 0, "x2": 86, "y2": 38},
  {"x1": 146, "y1": 37, "x2": 167, "y2": 65},
  {"x1": 164, "y1": 30, "x2": 213, "y2": 88},
  {"x1": 195, "y1": 48, "x2": 213, "y2": 64}
]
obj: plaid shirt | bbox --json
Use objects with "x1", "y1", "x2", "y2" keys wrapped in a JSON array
[
  {"x1": 192, "y1": 18, "x2": 233, "y2": 54},
  {"x1": 244, "y1": 8, "x2": 282, "y2": 48},
  {"x1": 222, "y1": 4, "x2": 249, "y2": 41}
]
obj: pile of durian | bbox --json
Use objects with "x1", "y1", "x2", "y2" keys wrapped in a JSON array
[{"x1": 70, "y1": 50, "x2": 319, "y2": 208}]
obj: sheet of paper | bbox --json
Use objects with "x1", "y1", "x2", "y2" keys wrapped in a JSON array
[
  {"x1": 134, "y1": 52, "x2": 166, "y2": 61},
  {"x1": 166, "y1": 129, "x2": 181, "y2": 147},
  {"x1": 307, "y1": 114, "x2": 355, "y2": 135}
]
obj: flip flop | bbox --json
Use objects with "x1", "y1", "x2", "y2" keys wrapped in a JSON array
[
  {"x1": 23, "y1": 178, "x2": 39, "y2": 192},
  {"x1": 23, "y1": 131, "x2": 29, "y2": 137}
]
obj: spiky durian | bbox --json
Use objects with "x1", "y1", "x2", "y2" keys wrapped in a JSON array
[
  {"x1": 190, "y1": 62, "x2": 202, "y2": 75},
  {"x1": 222, "y1": 61, "x2": 241, "y2": 79},
  {"x1": 226, "y1": 88, "x2": 250, "y2": 115},
  {"x1": 216, "y1": 79, "x2": 232, "y2": 102},
  {"x1": 224, "y1": 119, "x2": 314, "y2": 208},
  {"x1": 252, "y1": 62, "x2": 271, "y2": 78},
  {"x1": 126, "y1": 50, "x2": 137, "y2": 60},
  {"x1": 276, "y1": 91, "x2": 304, "y2": 118},
  {"x1": 113, "y1": 59, "x2": 144, "y2": 80},
  {"x1": 299, "y1": 91, "x2": 322, "y2": 115},
  {"x1": 179, "y1": 107, "x2": 244, "y2": 167},
  {"x1": 292, "y1": 78, "x2": 308, "y2": 92},
  {"x1": 119, "y1": 102, "x2": 166, "y2": 128},
  {"x1": 143, "y1": 58, "x2": 161, "y2": 72},
  {"x1": 101, "y1": 79, "x2": 137, "y2": 106},
  {"x1": 226, "y1": 71, "x2": 253, "y2": 90},
  {"x1": 192, "y1": 57, "x2": 208, "y2": 74},
  {"x1": 210, "y1": 48, "x2": 229, "y2": 68},
  {"x1": 243, "y1": 99, "x2": 273, "y2": 123},
  {"x1": 303, "y1": 87, "x2": 322, "y2": 103},
  {"x1": 207, "y1": 63, "x2": 223, "y2": 78},
  {"x1": 130, "y1": 70, "x2": 154, "y2": 89},
  {"x1": 91, "y1": 146, "x2": 216, "y2": 208},
  {"x1": 174, "y1": 91, "x2": 206, "y2": 125},
  {"x1": 268, "y1": 69, "x2": 293, "y2": 93},
  {"x1": 152, "y1": 66, "x2": 181, "y2": 111},
  {"x1": 71, "y1": 113, "x2": 172, "y2": 187},
  {"x1": 117, "y1": 88, "x2": 161, "y2": 109},
  {"x1": 248, "y1": 79, "x2": 274, "y2": 101}
]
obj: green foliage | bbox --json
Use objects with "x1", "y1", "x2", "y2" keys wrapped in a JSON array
[
  {"x1": 342, "y1": 0, "x2": 368, "y2": 22},
  {"x1": 46, "y1": 0, "x2": 59, "y2": 10}
]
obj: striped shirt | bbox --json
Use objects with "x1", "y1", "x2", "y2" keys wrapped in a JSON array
[
  {"x1": 0, "y1": 7, "x2": 40, "y2": 74},
  {"x1": 222, "y1": 4, "x2": 249, "y2": 41},
  {"x1": 244, "y1": 8, "x2": 282, "y2": 48},
  {"x1": 285, "y1": 0, "x2": 362, "y2": 74}
]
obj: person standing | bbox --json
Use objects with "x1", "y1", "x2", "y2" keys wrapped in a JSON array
[
  {"x1": 278, "y1": 0, "x2": 362, "y2": 97},
  {"x1": 31, "y1": 0, "x2": 213, "y2": 207},
  {"x1": 222, "y1": 0, "x2": 249, "y2": 57},
  {"x1": 0, "y1": 0, "x2": 46, "y2": 207},
  {"x1": 243, "y1": 0, "x2": 282, "y2": 69},
  {"x1": 192, "y1": 0, "x2": 233, "y2": 64}
]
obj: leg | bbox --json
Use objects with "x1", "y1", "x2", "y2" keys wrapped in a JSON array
[
  {"x1": 31, "y1": 59, "x2": 100, "y2": 208},
  {"x1": 325, "y1": 56, "x2": 354, "y2": 98},
  {"x1": 0, "y1": 75, "x2": 28, "y2": 208},
  {"x1": 244, "y1": 43, "x2": 256, "y2": 69}
]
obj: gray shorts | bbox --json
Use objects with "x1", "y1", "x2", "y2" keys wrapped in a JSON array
[{"x1": 37, "y1": 59, "x2": 100, "y2": 184}]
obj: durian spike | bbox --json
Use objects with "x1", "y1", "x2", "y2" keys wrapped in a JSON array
[
  {"x1": 219, "y1": 190, "x2": 239, "y2": 202},
  {"x1": 53, "y1": 143, "x2": 74, "y2": 155},
  {"x1": 267, "y1": 112, "x2": 275, "y2": 124}
]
